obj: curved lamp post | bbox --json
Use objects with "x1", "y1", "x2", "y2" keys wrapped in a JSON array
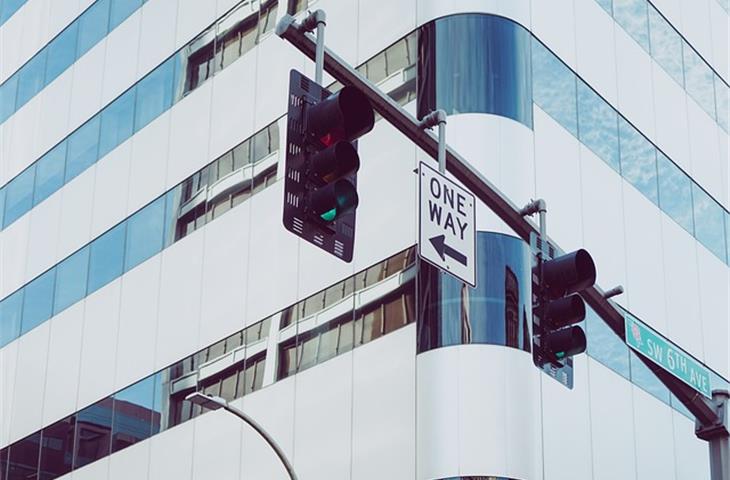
[{"x1": 185, "y1": 392, "x2": 298, "y2": 480}]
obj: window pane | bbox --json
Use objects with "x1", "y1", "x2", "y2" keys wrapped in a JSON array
[
  {"x1": 15, "y1": 48, "x2": 47, "y2": 108},
  {"x1": 577, "y1": 81, "x2": 620, "y2": 172},
  {"x1": 1, "y1": 0, "x2": 27, "y2": 23},
  {"x1": 150, "y1": 372, "x2": 166, "y2": 434},
  {"x1": 39, "y1": 415, "x2": 76, "y2": 479},
  {"x1": 613, "y1": 0, "x2": 650, "y2": 52},
  {"x1": 243, "y1": 363, "x2": 256, "y2": 395},
  {"x1": 683, "y1": 42, "x2": 717, "y2": 119},
  {"x1": 66, "y1": 115, "x2": 101, "y2": 182},
  {"x1": 54, "y1": 246, "x2": 90, "y2": 315},
  {"x1": 74, "y1": 399, "x2": 113, "y2": 468},
  {"x1": 299, "y1": 335, "x2": 319, "y2": 371},
  {"x1": 77, "y1": 0, "x2": 111, "y2": 57},
  {"x1": 163, "y1": 186, "x2": 182, "y2": 248},
  {"x1": 0, "y1": 186, "x2": 4, "y2": 227},
  {"x1": 46, "y1": 22, "x2": 79, "y2": 83},
  {"x1": 0, "y1": 74, "x2": 18, "y2": 123},
  {"x1": 3, "y1": 164, "x2": 35, "y2": 227},
  {"x1": 692, "y1": 184, "x2": 727, "y2": 261},
  {"x1": 0, "y1": 289, "x2": 23, "y2": 347},
  {"x1": 134, "y1": 57, "x2": 175, "y2": 131},
  {"x1": 317, "y1": 326, "x2": 339, "y2": 363},
  {"x1": 338, "y1": 320, "x2": 354, "y2": 354},
  {"x1": 220, "y1": 372, "x2": 238, "y2": 401},
  {"x1": 647, "y1": 6, "x2": 683, "y2": 87},
  {"x1": 532, "y1": 39, "x2": 577, "y2": 136},
  {"x1": 88, "y1": 222, "x2": 127, "y2": 294},
  {"x1": 585, "y1": 307, "x2": 630, "y2": 378},
  {"x1": 596, "y1": 0, "x2": 612, "y2": 15},
  {"x1": 110, "y1": 0, "x2": 142, "y2": 30},
  {"x1": 125, "y1": 196, "x2": 165, "y2": 272},
  {"x1": 384, "y1": 296, "x2": 406, "y2": 333},
  {"x1": 253, "y1": 359, "x2": 266, "y2": 391},
  {"x1": 99, "y1": 87, "x2": 136, "y2": 158},
  {"x1": 21, "y1": 269, "x2": 56, "y2": 334},
  {"x1": 112, "y1": 376, "x2": 155, "y2": 453},
  {"x1": 715, "y1": 76, "x2": 728, "y2": 133},
  {"x1": 7, "y1": 432, "x2": 41, "y2": 480},
  {"x1": 618, "y1": 118, "x2": 658, "y2": 204},
  {"x1": 657, "y1": 153, "x2": 693, "y2": 234},
  {"x1": 34, "y1": 142, "x2": 66, "y2": 206},
  {"x1": 630, "y1": 350, "x2": 671, "y2": 404}
]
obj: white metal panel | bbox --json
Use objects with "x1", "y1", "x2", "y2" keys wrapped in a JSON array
[
  {"x1": 574, "y1": 0, "x2": 619, "y2": 106},
  {"x1": 357, "y1": 0, "x2": 416, "y2": 63},
  {"x1": 127, "y1": 111, "x2": 172, "y2": 215},
  {"x1": 71, "y1": 456, "x2": 109, "y2": 480},
  {"x1": 531, "y1": 0, "x2": 577, "y2": 71},
  {"x1": 3, "y1": 98, "x2": 42, "y2": 184},
  {"x1": 24, "y1": 191, "x2": 62, "y2": 282},
  {"x1": 696, "y1": 245, "x2": 730, "y2": 379},
  {"x1": 42, "y1": 302, "x2": 85, "y2": 426},
  {"x1": 108, "y1": 439, "x2": 150, "y2": 480},
  {"x1": 101, "y1": 11, "x2": 142, "y2": 107},
  {"x1": 651, "y1": 62, "x2": 692, "y2": 172},
  {"x1": 614, "y1": 26, "x2": 656, "y2": 140},
  {"x1": 678, "y1": 0, "x2": 714, "y2": 71},
  {"x1": 1, "y1": 216, "x2": 30, "y2": 299},
  {"x1": 9, "y1": 322, "x2": 50, "y2": 444},
  {"x1": 632, "y1": 386, "x2": 676, "y2": 480},
  {"x1": 77, "y1": 279, "x2": 122, "y2": 408},
  {"x1": 68, "y1": 41, "x2": 107, "y2": 134},
  {"x1": 649, "y1": 0, "x2": 681, "y2": 35},
  {"x1": 0, "y1": 342, "x2": 19, "y2": 447},
  {"x1": 148, "y1": 420, "x2": 194, "y2": 480},
  {"x1": 191, "y1": 410, "x2": 243, "y2": 480},
  {"x1": 38, "y1": 71, "x2": 74, "y2": 154},
  {"x1": 154, "y1": 230, "x2": 205, "y2": 371},
  {"x1": 686, "y1": 98, "x2": 725, "y2": 209},
  {"x1": 90, "y1": 140, "x2": 131, "y2": 239},
  {"x1": 314, "y1": 0, "x2": 358, "y2": 66},
  {"x1": 114, "y1": 256, "x2": 162, "y2": 391},
  {"x1": 136, "y1": 0, "x2": 179, "y2": 78},
  {"x1": 708, "y1": 0, "x2": 729, "y2": 80},
  {"x1": 175, "y1": 0, "x2": 217, "y2": 47},
  {"x1": 673, "y1": 409, "x2": 711, "y2": 480},
  {"x1": 56, "y1": 169, "x2": 95, "y2": 272},
  {"x1": 0, "y1": 0, "x2": 50, "y2": 83}
]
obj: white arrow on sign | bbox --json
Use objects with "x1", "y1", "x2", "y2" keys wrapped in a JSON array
[{"x1": 418, "y1": 162, "x2": 477, "y2": 287}]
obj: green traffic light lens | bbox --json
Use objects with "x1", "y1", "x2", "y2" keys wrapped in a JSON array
[{"x1": 320, "y1": 208, "x2": 337, "y2": 222}]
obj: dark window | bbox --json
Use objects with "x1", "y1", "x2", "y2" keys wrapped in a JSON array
[
  {"x1": 111, "y1": 376, "x2": 156, "y2": 453},
  {"x1": 39, "y1": 415, "x2": 76, "y2": 479},
  {"x1": 73, "y1": 399, "x2": 113, "y2": 469},
  {"x1": 7, "y1": 431, "x2": 41, "y2": 480}
]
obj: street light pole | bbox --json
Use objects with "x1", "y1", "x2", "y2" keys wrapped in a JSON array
[{"x1": 186, "y1": 392, "x2": 299, "y2": 480}]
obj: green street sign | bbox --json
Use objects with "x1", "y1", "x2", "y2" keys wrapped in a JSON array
[{"x1": 624, "y1": 315, "x2": 712, "y2": 398}]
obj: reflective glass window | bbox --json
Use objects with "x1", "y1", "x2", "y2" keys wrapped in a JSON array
[
  {"x1": 54, "y1": 246, "x2": 90, "y2": 315},
  {"x1": 692, "y1": 184, "x2": 727, "y2": 261},
  {"x1": 1, "y1": 0, "x2": 27, "y2": 23},
  {"x1": 7, "y1": 431, "x2": 41, "y2": 480},
  {"x1": 426, "y1": 15, "x2": 532, "y2": 127},
  {"x1": 577, "y1": 80, "x2": 620, "y2": 172},
  {"x1": 150, "y1": 372, "x2": 166, "y2": 435},
  {"x1": 596, "y1": 0, "x2": 612, "y2": 14},
  {"x1": 134, "y1": 56, "x2": 175, "y2": 132},
  {"x1": 65, "y1": 116, "x2": 101, "y2": 182},
  {"x1": 618, "y1": 118, "x2": 658, "y2": 204},
  {"x1": 125, "y1": 196, "x2": 165, "y2": 271},
  {"x1": 77, "y1": 0, "x2": 111, "y2": 57},
  {"x1": 99, "y1": 87, "x2": 136, "y2": 158},
  {"x1": 21, "y1": 268, "x2": 55, "y2": 334},
  {"x1": 585, "y1": 307, "x2": 630, "y2": 378},
  {"x1": 0, "y1": 289, "x2": 23, "y2": 347},
  {"x1": 45, "y1": 22, "x2": 79, "y2": 83},
  {"x1": 34, "y1": 142, "x2": 66, "y2": 206},
  {"x1": 39, "y1": 415, "x2": 76, "y2": 479},
  {"x1": 726, "y1": 211, "x2": 730, "y2": 264},
  {"x1": 657, "y1": 152, "x2": 693, "y2": 234},
  {"x1": 110, "y1": 0, "x2": 142, "y2": 30},
  {"x1": 630, "y1": 350, "x2": 671, "y2": 404},
  {"x1": 647, "y1": 6, "x2": 683, "y2": 87},
  {"x1": 0, "y1": 74, "x2": 18, "y2": 123},
  {"x1": 613, "y1": 0, "x2": 650, "y2": 52},
  {"x1": 683, "y1": 42, "x2": 717, "y2": 119},
  {"x1": 299, "y1": 334, "x2": 319, "y2": 371},
  {"x1": 3, "y1": 164, "x2": 35, "y2": 227},
  {"x1": 15, "y1": 48, "x2": 47, "y2": 108},
  {"x1": 88, "y1": 222, "x2": 127, "y2": 294},
  {"x1": 531, "y1": 40, "x2": 577, "y2": 136},
  {"x1": 73, "y1": 398, "x2": 113, "y2": 468},
  {"x1": 111, "y1": 376, "x2": 156, "y2": 453},
  {"x1": 715, "y1": 76, "x2": 728, "y2": 133},
  {"x1": 0, "y1": 186, "x2": 4, "y2": 230},
  {"x1": 163, "y1": 186, "x2": 182, "y2": 247},
  {"x1": 0, "y1": 447, "x2": 7, "y2": 480}
]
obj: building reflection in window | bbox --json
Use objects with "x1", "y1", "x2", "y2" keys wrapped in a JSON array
[{"x1": 418, "y1": 232, "x2": 532, "y2": 354}]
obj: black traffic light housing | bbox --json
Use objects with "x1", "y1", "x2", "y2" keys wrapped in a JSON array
[
  {"x1": 283, "y1": 69, "x2": 374, "y2": 262},
  {"x1": 532, "y1": 247, "x2": 596, "y2": 388}
]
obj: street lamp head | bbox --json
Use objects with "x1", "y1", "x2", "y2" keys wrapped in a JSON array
[{"x1": 185, "y1": 392, "x2": 227, "y2": 411}]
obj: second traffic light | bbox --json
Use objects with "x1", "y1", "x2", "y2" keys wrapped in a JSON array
[{"x1": 283, "y1": 69, "x2": 374, "y2": 262}]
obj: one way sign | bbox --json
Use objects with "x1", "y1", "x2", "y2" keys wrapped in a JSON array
[{"x1": 418, "y1": 162, "x2": 476, "y2": 287}]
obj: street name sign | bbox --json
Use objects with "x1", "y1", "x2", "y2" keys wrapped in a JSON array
[
  {"x1": 625, "y1": 315, "x2": 712, "y2": 398},
  {"x1": 418, "y1": 162, "x2": 476, "y2": 287}
]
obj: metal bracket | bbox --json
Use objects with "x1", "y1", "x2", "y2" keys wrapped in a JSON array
[{"x1": 419, "y1": 110, "x2": 447, "y2": 173}]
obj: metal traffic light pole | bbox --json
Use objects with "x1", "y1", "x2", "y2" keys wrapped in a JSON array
[{"x1": 275, "y1": 12, "x2": 729, "y2": 478}]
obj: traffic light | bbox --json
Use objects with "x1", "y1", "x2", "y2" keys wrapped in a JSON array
[
  {"x1": 283, "y1": 69, "x2": 374, "y2": 262},
  {"x1": 532, "y1": 248, "x2": 596, "y2": 386}
]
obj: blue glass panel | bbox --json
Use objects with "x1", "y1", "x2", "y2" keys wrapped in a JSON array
[
  {"x1": 715, "y1": 75, "x2": 728, "y2": 133},
  {"x1": 3, "y1": 164, "x2": 35, "y2": 228},
  {"x1": 73, "y1": 398, "x2": 113, "y2": 469},
  {"x1": 618, "y1": 118, "x2": 658, "y2": 204},
  {"x1": 585, "y1": 306, "x2": 630, "y2": 378},
  {"x1": 683, "y1": 41, "x2": 717, "y2": 120},
  {"x1": 726, "y1": 211, "x2": 730, "y2": 265},
  {"x1": 77, "y1": 0, "x2": 111, "y2": 57},
  {"x1": 0, "y1": 186, "x2": 4, "y2": 227},
  {"x1": 577, "y1": 80, "x2": 620, "y2": 172},
  {"x1": 15, "y1": 48, "x2": 47, "y2": 108},
  {"x1": 0, "y1": 74, "x2": 18, "y2": 123},
  {"x1": 109, "y1": 0, "x2": 142, "y2": 30},
  {"x1": 1, "y1": 0, "x2": 27, "y2": 23},
  {"x1": 125, "y1": 196, "x2": 165, "y2": 271},
  {"x1": 99, "y1": 87, "x2": 136, "y2": 158},
  {"x1": 0, "y1": 289, "x2": 23, "y2": 347},
  {"x1": 111, "y1": 375, "x2": 156, "y2": 452},
  {"x1": 648, "y1": 6, "x2": 684, "y2": 87},
  {"x1": 629, "y1": 350, "x2": 671, "y2": 404},
  {"x1": 670, "y1": 393, "x2": 694, "y2": 419},
  {"x1": 54, "y1": 246, "x2": 89, "y2": 315},
  {"x1": 432, "y1": 15, "x2": 532, "y2": 127},
  {"x1": 171, "y1": 51, "x2": 187, "y2": 103},
  {"x1": 88, "y1": 222, "x2": 127, "y2": 294},
  {"x1": 596, "y1": 0, "x2": 612, "y2": 15},
  {"x1": 150, "y1": 372, "x2": 166, "y2": 434},
  {"x1": 34, "y1": 142, "x2": 66, "y2": 206},
  {"x1": 134, "y1": 57, "x2": 175, "y2": 131},
  {"x1": 657, "y1": 152, "x2": 693, "y2": 234},
  {"x1": 531, "y1": 39, "x2": 577, "y2": 136},
  {"x1": 21, "y1": 268, "x2": 56, "y2": 334},
  {"x1": 45, "y1": 22, "x2": 79, "y2": 83},
  {"x1": 613, "y1": 0, "x2": 650, "y2": 53},
  {"x1": 65, "y1": 115, "x2": 101, "y2": 182},
  {"x1": 692, "y1": 184, "x2": 727, "y2": 261},
  {"x1": 163, "y1": 186, "x2": 182, "y2": 247}
]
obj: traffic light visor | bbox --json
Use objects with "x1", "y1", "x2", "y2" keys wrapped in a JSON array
[
  {"x1": 307, "y1": 86, "x2": 375, "y2": 145},
  {"x1": 541, "y1": 249, "x2": 596, "y2": 299}
]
